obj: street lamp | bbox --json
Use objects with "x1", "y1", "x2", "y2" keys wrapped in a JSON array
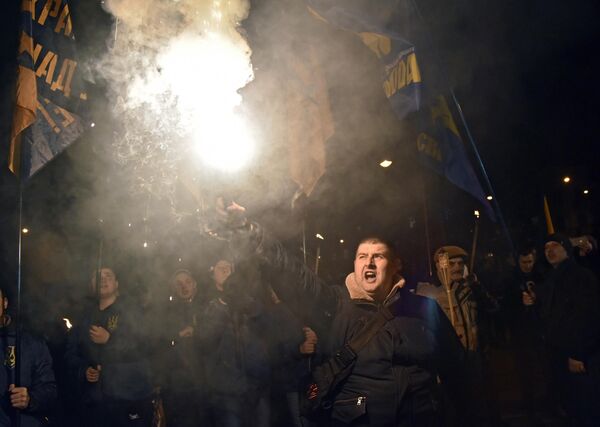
[{"x1": 563, "y1": 176, "x2": 571, "y2": 184}]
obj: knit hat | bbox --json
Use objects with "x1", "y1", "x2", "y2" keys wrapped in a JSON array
[
  {"x1": 434, "y1": 245, "x2": 468, "y2": 262},
  {"x1": 544, "y1": 233, "x2": 573, "y2": 253}
]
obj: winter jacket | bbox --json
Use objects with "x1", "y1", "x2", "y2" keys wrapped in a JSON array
[
  {"x1": 155, "y1": 296, "x2": 205, "y2": 393},
  {"x1": 199, "y1": 295, "x2": 290, "y2": 397},
  {"x1": 234, "y1": 226, "x2": 469, "y2": 426},
  {"x1": 535, "y1": 258, "x2": 600, "y2": 365},
  {"x1": 0, "y1": 326, "x2": 57, "y2": 427},
  {"x1": 64, "y1": 298, "x2": 153, "y2": 404}
]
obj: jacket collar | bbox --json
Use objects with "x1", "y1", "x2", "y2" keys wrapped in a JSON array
[{"x1": 345, "y1": 273, "x2": 405, "y2": 304}]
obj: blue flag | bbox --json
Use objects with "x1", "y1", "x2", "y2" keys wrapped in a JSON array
[
  {"x1": 9, "y1": 0, "x2": 87, "y2": 179},
  {"x1": 306, "y1": 0, "x2": 493, "y2": 217},
  {"x1": 417, "y1": 96, "x2": 494, "y2": 219}
]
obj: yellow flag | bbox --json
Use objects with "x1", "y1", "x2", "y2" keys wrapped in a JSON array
[{"x1": 543, "y1": 196, "x2": 555, "y2": 235}]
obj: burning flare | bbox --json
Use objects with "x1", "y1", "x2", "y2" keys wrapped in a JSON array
[{"x1": 99, "y1": 0, "x2": 255, "y2": 197}]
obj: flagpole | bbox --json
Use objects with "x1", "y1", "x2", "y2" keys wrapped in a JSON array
[
  {"x1": 449, "y1": 90, "x2": 515, "y2": 256},
  {"x1": 408, "y1": 0, "x2": 515, "y2": 256},
  {"x1": 420, "y1": 172, "x2": 433, "y2": 277},
  {"x1": 469, "y1": 211, "x2": 480, "y2": 272},
  {"x1": 14, "y1": 179, "x2": 23, "y2": 427},
  {"x1": 302, "y1": 220, "x2": 307, "y2": 264},
  {"x1": 95, "y1": 237, "x2": 104, "y2": 302}
]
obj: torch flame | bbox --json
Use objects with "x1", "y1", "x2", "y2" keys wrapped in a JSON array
[{"x1": 63, "y1": 318, "x2": 73, "y2": 330}]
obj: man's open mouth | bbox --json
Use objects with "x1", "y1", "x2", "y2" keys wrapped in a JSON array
[{"x1": 364, "y1": 271, "x2": 377, "y2": 282}]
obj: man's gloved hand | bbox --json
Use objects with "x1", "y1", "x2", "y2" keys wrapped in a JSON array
[{"x1": 204, "y1": 197, "x2": 248, "y2": 240}]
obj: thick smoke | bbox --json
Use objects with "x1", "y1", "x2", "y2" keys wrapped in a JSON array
[{"x1": 97, "y1": 0, "x2": 254, "y2": 203}]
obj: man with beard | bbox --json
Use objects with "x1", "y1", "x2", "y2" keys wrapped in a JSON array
[
  {"x1": 416, "y1": 246, "x2": 498, "y2": 352},
  {"x1": 416, "y1": 246, "x2": 499, "y2": 424}
]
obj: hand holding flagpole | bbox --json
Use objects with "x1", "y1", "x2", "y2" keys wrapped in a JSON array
[{"x1": 439, "y1": 252, "x2": 457, "y2": 328}]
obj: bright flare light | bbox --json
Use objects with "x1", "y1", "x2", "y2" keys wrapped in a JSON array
[
  {"x1": 379, "y1": 160, "x2": 393, "y2": 168},
  {"x1": 563, "y1": 176, "x2": 571, "y2": 183},
  {"x1": 316, "y1": 233, "x2": 325, "y2": 240},
  {"x1": 128, "y1": 33, "x2": 255, "y2": 172},
  {"x1": 486, "y1": 195, "x2": 493, "y2": 201},
  {"x1": 474, "y1": 210, "x2": 480, "y2": 218},
  {"x1": 583, "y1": 189, "x2": 589, "y2": 195},
  {"x1": 192, "y1": 113, "x2": 254, "y2": 172},
  {"x1": 22, "y1": 228, "x2": 29, "y2": 234}
]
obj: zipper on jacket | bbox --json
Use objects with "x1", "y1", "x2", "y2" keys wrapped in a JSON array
[{"x1": 334, "y1": 396, "x2": 367, "y2": 406}]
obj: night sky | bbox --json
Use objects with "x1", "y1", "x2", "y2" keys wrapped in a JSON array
[{"x1": 0, "y1": 0, "x2": 599, "y2": 304}]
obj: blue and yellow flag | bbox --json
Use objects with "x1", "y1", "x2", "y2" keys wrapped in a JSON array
[
  {"x1": 9, "y1": 0, "x2": 87, "y2": 179},
  {"x1": 307, "y1": 0, "x2": 422, "y2": 119},
  {"x1": 306, "y1": 0, "x2": 493, "y2": 217},
  {"x1": 416, "y1": 96, "x2": 493, "y2": 218}
]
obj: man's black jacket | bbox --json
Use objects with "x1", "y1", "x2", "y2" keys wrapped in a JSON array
[
  {"x1": 230, "y1": 226, "x2": 469, "y2": 426},
  {"x1": 536, "y1": 258, "x2": 600, "y2": 364},
  {"x1": 0, "y1": 325, "x2": 57, "y2": 427}
]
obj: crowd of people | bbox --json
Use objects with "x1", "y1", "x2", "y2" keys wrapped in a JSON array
[{"x1": 1, "y1": 208, "x2": 599, "y2": 427}]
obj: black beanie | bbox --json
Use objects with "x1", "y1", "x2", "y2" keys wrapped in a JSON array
[{"x1": 544, "y1": 233, "x2": 573, "y2": 253}]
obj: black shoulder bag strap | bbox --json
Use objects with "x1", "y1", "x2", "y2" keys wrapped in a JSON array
[
  {"x1": 305, "y1": 304, "x2": 396, "y2": 411},
  {"x1": 334, "y1": 305, "x2": 395, "y2": 369}
]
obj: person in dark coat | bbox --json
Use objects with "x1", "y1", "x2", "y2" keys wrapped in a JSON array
[
  {"x1": 65, "y1": 267, "x2": 154, "y2": 427},
  {"x1": 211, "y1": 205, "x2": 470, "y2": 427},
  {"x1": 522, "y1": 233, "x2": 600, "y2": 426},
  {"x1": 505, "y1": 247, "x2": 555, "y2": 422},
  {"x1": 155, "y1": 269, "x2": 207, "y2": 427},
  {"x1": 199, "y1": 258, "x2": 292, "y2": 427},
  {"x1": 0, "y1": 286, "x2": 57, "y2": 427}
]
